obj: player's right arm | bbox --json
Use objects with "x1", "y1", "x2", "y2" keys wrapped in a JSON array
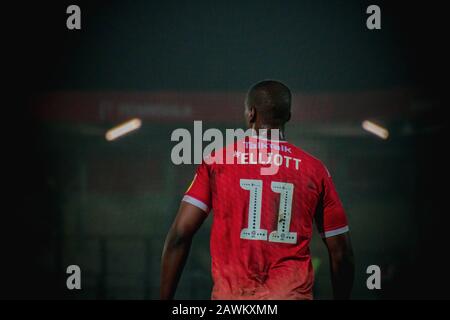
[
  {"x1": 160, "y1": 201, "x2": 207, "y2": 300},
  {"x1": 160, "y1": 164, "x2": 211, "y2": 299}
]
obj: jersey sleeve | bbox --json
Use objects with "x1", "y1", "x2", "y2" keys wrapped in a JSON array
[
  {"x1": 182, "y1": 162, "x2": 212, "y2": 214},
  {"x1": 315, "y1": 165, "x2": 349, "y2": 238}
]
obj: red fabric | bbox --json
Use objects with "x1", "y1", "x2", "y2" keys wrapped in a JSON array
[{"x1": 184, "y1": 136, "x2": 348, "y2": 300}]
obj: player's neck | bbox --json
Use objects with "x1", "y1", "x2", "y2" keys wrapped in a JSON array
[{"x1": 251, "y1": 124, "x2": 286, "y2": 141}]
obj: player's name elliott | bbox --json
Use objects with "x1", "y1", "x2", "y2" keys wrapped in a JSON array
[
  {"x1": 232, "y1": 151, "x2": 301, "y2": 170},
  {"x1": 171, "y1": 121, "x2": 289, "y2": 165}
]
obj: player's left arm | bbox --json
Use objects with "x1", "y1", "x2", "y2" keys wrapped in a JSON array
[
  {"x1": 316, "y1": 163, "x2": 354, "y2": 299},
  {"x1": 323, "y1": 232, "x2": 354, "y2": 300},
  {"x1": 160, "y1": 201, "x2": 207, "y2": 300}
]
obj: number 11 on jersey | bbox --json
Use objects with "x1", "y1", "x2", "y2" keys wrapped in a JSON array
[{"x1": 240, "y1": 179, "x2": 297, "y2": 244}]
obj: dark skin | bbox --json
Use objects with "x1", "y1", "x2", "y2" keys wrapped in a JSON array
[
  {"x1": 324, "y1": 232, "x2": 354, "y2": 299},
  {"x1": 160, "y1": 105, "x2": 355, "y2": 300},
  {"x1": 160, "y1": 201, "x2": 207, "y2": 300}
]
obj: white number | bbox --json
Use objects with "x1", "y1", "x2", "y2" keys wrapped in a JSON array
[
  {"x1": 240, "y1": 179, "x2": 268, "y2": 240},
  {"x1": 269, "y1": 182, "x2": 297, "y2": 243},
  {"x1": 240, "y1": 179, "x2": 297, "y2": 244}
]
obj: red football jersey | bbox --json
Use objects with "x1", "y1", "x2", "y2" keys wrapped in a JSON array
[{"x1": 183, "y1": 136, "x2": 349, "y2": 300}]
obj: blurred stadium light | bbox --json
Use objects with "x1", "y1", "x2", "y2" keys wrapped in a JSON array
[
  {"x1": 362, "y1": 120, "x2": 389, "y2": 140},
  {"x1": 105, "y1": 118, "x2": 142, "y2": 141}
]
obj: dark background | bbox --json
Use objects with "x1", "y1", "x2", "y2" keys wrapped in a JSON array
[{"x1": 3, "y1": 0, "x2": 448, "y2": 299}]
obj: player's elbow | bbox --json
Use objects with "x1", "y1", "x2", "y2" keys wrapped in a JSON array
[
  {"x1": 330, "y1": 247, "x2": 354, "y2": 265},
  {"x1": 167, "y1": 224, "x2": 194, "y2": 248},
  {"x1": 327, "y1": 236, "x2": 354, "y2": 264},
  {"x1": 329, "y1": 242, "x2": 354, "y2": 266}
]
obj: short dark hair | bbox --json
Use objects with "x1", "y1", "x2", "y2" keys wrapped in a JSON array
[{"x1": 245, "y1": 80, "x2": 291, "y2": 126}]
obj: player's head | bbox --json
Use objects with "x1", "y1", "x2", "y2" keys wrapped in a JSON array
[{"x1": 245, "y1": 80, "x2": 292, "y2": 129}]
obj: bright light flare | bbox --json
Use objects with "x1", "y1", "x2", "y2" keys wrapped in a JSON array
[
  {"x1": 106, "y1": 118, "x2": 142, "y2": 141},
  {"x1": 362, "y1": 120, "x2": 389, "y2": 140}
]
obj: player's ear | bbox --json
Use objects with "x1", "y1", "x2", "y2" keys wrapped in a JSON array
[
  {"x1": 248, "y1": 106, "x2": 256, "y2": 124},
  {"x1": 286, "y1": 111, "x2": 291, "y2": 123}
]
